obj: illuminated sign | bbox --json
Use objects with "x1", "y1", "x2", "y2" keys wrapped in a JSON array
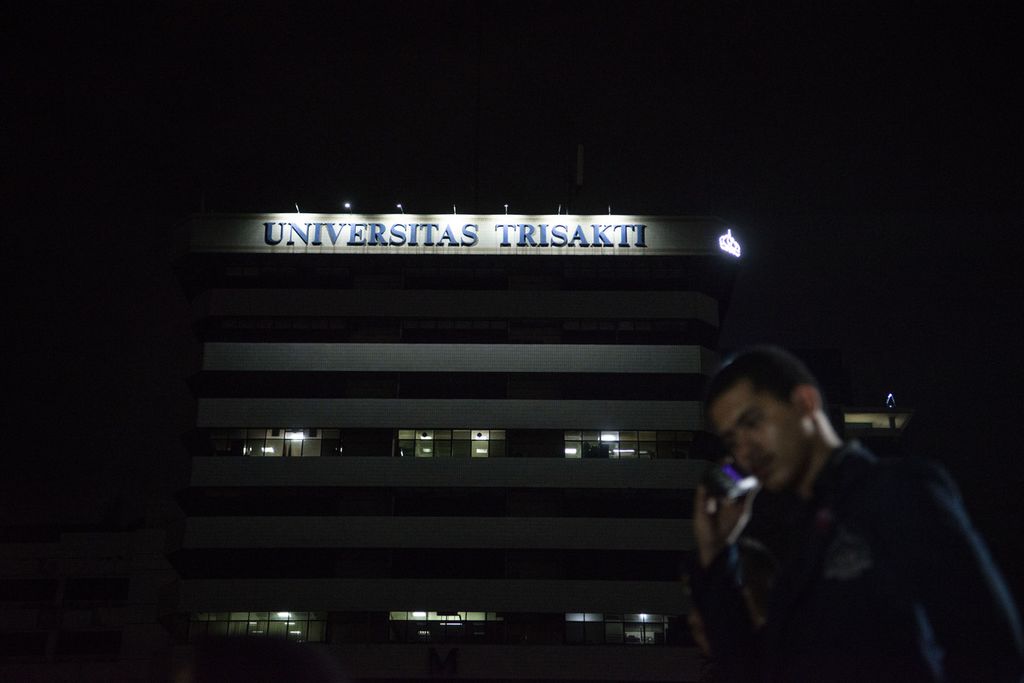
[
  {"x1": 186, "y1": 214, "x2": 738, "y2": 257},
  {"x1": 262, "y1": 221, "x2": 648, "y2": 249},
  {"x1": 718, "y1": 228, "x2": 741, "y2": 257}
]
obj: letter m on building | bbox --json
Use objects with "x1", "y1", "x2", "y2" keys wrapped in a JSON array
[{"x1": 428, "y1": 647, "x2": 458, "y2": 676}]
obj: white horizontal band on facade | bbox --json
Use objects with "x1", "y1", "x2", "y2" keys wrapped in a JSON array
[
  {"x1": 182, "y1": 517, "x2": 695, "y2": 551},
  {"x1": 178, "y1": 578, "x2": 688, "y2": 614},
  {"x1": 201, "y1": 343, "x2": 716, "y2": 374},
  {"x1": 197, "y1": 289, "x2": 720, "y2": 324},
  {"x1": 195, "y1": 399, "x2": 703, "y2": 430},
  {"x1": 189, "y1": 457, "x2": 706, "y2": 490}
]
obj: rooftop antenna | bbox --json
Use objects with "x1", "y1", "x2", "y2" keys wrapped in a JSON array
[
  {"x1": 608, "y1": 205, "x2": 612, "y2": 215},
  {"x1": 396, "y1": 203, "x2": 404, "y2": 214},
  {"x1": 557, "y1": 204, "x2": 562, "y2": 215},
  {"x1": 294, "y1": 202, "x2": 301, "y2": 213},
  {"x1": 453, "y1": 204, "x2": 457, "y2": 214}
]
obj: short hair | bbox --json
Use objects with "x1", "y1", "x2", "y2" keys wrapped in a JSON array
[{"x1": 705, "y1": 346, "x2": 820, "y2": 409}]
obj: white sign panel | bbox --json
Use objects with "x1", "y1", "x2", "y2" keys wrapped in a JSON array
[{"x1": 186, "y1": 214, "x2": 736, "y2": 257}]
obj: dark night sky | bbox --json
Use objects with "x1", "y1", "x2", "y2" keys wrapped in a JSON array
[{"x1": 6, "y1": 2, "x2": 1023, "y2": 583}]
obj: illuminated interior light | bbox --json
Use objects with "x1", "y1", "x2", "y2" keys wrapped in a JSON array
[
  {"x1": 289, "y1": 630, "x2": 302, "y2": 634},
  {"x1": 600, "y1": 433, "x2": 617, "y2": 442},
  {"x1": 475, "y1": 448, "x2": 487, "y2": 454},
  {"x1": 422, "y1": 448, "x2": 432, "y2": 453},
  {"x1": 719, "y1": 228, "x2": 741, "y2": 257},
  {"x1": 285, "y1": 431, "x2": 304, "y2": 441},
  {"x1": 419, "y1": 432, "x2": 431, "y2": 440},
  {"x1": 411, "y1": 612, "x2": 426, "y2": 618},
  {"x1": 639, "y1": 613, "x2": 649, "y2": 622},
  {"x1": 613, "y1": 449, "x2": 635, "y2": 454},
  {"x1": 564, "y1": 447, "x2": 578, "y2": 455},
  {"x1": 261, "y1": 447, "x2": 275, "y2": 453},
  {"x1": 276, "y1": 612, "x2": 291, "y2": 618}
]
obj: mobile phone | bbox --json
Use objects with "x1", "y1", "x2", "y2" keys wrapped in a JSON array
[{"x1": 702, "y1": 462, "x2": 759, "y2": 500}]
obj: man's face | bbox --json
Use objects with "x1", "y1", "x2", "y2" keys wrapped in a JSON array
[{"x1": 709, "y1": 379, "x2": 813, "y2": 493}]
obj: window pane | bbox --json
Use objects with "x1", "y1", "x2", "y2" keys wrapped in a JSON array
[{"x1": 286, "y1": 622, "x2": 307, "y2": 642}]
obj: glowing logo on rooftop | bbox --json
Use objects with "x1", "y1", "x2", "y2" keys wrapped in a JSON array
[{"x1": 719, "y1": 229, "x2": 741, "y2": 257}]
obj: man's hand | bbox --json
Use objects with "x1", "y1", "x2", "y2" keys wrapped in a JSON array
[{"x1": 694, "y1": 484, "x2": 758, "y2": 568}]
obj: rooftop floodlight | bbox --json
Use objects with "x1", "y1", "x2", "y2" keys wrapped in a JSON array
[
  {"x1": 886, "y1": 393, "x2": 896, "y2": 408},
  {"x1": 718, "y1": 228, "x2": 741, "y2": 257},
  {"x1": 504, "y1": 203, "x2": 509, "y2": 215},
  {"x1": 396, "y1": 203, "x2": 404, "y2": 213},
  {"x1": 344, "y1": 202, "x2": 352, "y2": 212}
]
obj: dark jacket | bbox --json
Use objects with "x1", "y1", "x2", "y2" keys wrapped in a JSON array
[{"x1": 691, "y1": 442, "x2": 1024, "y2": 682}]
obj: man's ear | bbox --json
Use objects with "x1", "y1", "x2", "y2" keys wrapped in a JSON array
[{"x1": 790, "y1": 384, "x2": 821, "y2": 416}]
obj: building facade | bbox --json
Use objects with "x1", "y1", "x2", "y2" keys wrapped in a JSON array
[
  {"x1": 169, "y1": 213, "x2": 740, "y2": 681},
  {"x1": 0, "y1": 528, "x2": 175, "y2": 682}
]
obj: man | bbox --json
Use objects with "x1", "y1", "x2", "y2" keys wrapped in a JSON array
[{"x1": 690, "y1": 346, "x2": 1023, "y2": 682}]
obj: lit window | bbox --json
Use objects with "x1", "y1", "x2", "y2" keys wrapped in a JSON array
[
  {"x1": 398, "y1": 429, "x2": 504, "y2": 458},
  {"x1": 189, "y1": 611, "x2": 326, "y2": 643}
]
